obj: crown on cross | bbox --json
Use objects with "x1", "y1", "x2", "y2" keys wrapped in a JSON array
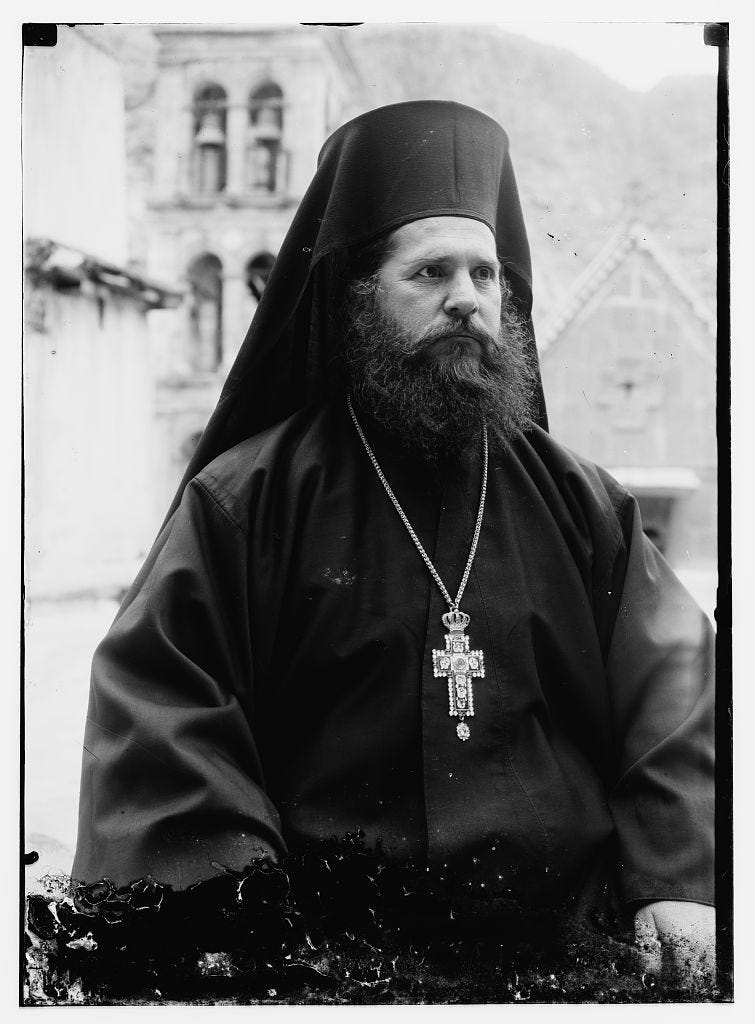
[{"x1": 442, "y1": 609, "x2": 470, "y2": 633}]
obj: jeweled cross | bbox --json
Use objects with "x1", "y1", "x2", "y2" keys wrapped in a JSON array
[{"x1": 432, "y1": 610, "x2": 485, "y2": 741}]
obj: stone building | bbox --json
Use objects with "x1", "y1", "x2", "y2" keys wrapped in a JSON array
[
  {"x1": 144, "y1": 25, "x2": 362, "y2": 514},
  {"x1": 539, "y1": 219, "x2": 717, "y2": 614},
  {"x1": 23, "y1": 26, "x2": 180, "y2": 601}
]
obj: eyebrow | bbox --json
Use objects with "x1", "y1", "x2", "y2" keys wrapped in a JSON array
[{"x1": 401, "y1": 251, "x2": 499, "y2": 266}]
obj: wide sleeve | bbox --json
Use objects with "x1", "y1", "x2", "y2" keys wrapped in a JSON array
[
  {"x1": 605, "y1": 495, "x2": 715, "y2": 907},
  {"x1": 71, "y1": 475, "x2": 287, "y2": 890}
]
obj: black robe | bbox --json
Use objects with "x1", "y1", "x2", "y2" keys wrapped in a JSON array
[{"x1": 73, "y1": 401, "x2": 714, "y2": 912}]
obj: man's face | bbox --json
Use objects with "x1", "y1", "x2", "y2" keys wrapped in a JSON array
[
  {"x1": 342, "y1": 214, "x2": 536, "y2": 459},
  {"x1": 375, "y1": 216, "x2": 502, "y2": 363}
]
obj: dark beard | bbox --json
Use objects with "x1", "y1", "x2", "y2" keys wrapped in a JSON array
[{"x1": 339, "y1": 287, "x2": 539, "y2": 461}]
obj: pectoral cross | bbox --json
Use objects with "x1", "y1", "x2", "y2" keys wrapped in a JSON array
[{"x1": 432, "y1": 610, "x2": 485, "y2": 741}]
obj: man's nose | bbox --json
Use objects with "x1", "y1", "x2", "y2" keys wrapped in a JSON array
[{"x1": 443, "y1": 272, "x2": 479, "y2": 319}]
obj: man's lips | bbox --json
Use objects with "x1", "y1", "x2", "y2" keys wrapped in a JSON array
[{"x1": 426, "y1": 334, "x2": 484, "y2": 354}]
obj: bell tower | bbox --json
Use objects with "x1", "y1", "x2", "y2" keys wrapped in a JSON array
[{"x1": 144, "y1": 25, "x2": 361, "y2": 513}]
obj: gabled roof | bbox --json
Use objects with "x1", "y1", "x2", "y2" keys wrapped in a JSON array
[
  {"x1": 24, "y1": 238, "x2": 183, "y2": 309},
  {"x1": 537, "y1": 219, "x2": 716, "y2": 353}
]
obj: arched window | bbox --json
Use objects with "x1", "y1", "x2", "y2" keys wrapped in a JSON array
[
  {"x1": 192, "y1": 84, "x2": 228, "y2": 194},
  {"x1": 187, "y1": 253, "x2": 223, "y2": 371},
  {"x1": 247, "y1": 82, "x2": 284, "y2": 193},
  {"x1": 245, "y1": 252, "x2": 276, "y2": 301}
]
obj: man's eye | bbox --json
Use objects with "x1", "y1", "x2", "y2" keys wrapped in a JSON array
[
  {"x1": 474, "y1": 266, "x2": 497, "y2": 283},
  {"x1": 416, "y1": 266, "x2": 443, "y2": 279}
]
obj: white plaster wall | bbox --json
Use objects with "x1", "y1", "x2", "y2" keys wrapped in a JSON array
[
  {"x1": 24, "y1": 285, "x2": 156, "y2": 598},
  {"x1": 23, "y1": 26, "x2": 129, "y2": 265}
]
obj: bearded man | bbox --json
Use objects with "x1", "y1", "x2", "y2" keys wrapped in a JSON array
[{"x1": 72, "y1": 102, "x2": 715, "y2": 982}]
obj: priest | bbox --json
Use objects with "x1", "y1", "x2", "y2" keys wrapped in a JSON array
[{"x1": 72, "y1": 101, "x2": 715, "y2": 981}]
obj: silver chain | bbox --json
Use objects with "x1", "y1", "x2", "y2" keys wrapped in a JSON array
[{"x1": 346, "y1": 395, "x2": 488, "y2": 612}]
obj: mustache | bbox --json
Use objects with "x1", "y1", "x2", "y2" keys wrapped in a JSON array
[{"x1": 405, "y1": 320, "x2": 499, "y2": 363}]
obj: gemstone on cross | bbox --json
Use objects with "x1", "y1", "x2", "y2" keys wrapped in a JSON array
[{"x1": 432, "y1": 610, "x2": 484, "y2": 739}]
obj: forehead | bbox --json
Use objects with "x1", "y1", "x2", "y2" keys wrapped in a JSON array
[{"x1": 385, "y1": 216, "x2": 497, "y2": 262}]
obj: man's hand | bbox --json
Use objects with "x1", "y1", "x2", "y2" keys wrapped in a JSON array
[{"x1": 634, "y1": 900, "x2": 715, "y2": 988}]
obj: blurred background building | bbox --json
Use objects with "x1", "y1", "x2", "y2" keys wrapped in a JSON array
[
  {"x1": 22, "y1": 22, "x2": 719, "y2": 879},
  {"x1": 540, "y1": 218, "x2": 717, "y2": 594},
  {"x1": 145, "y1": 26, "x2": 361, "y2": 514},
  {"x1": 23, "y1": 27, "x2": 180, "y2": 602}
]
